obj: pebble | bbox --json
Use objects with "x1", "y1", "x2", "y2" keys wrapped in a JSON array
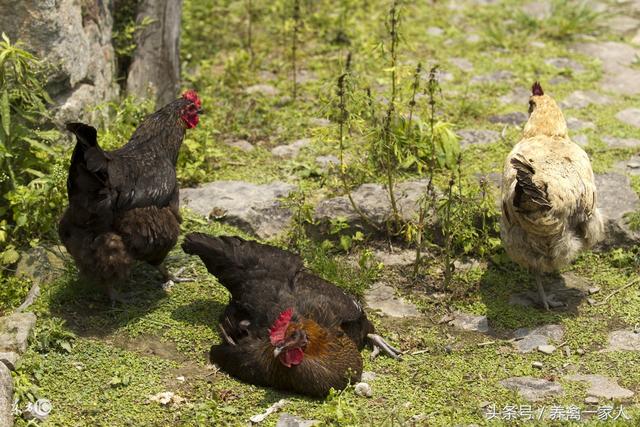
[
  {"x1": 587, "y1": 298, "x2": 596, "y2": 305},
  {"x1": 538, "y1": 344, "x2": 556, "y2": 355},
  {"x1": 563, "y1": 346, "x2": 571, "y2": 357},
  {"x1": 354, "y1": 382, "x2": 372, "y2": 397},
  {"x1": 585, "y1": 396, "x2": 599, "y2": 405},
  {"x1": 532, "y1": 361, "x2": 544, "y2": 369},
  {"x1": 444, "y1": 345, "x2": 453, "y2": 354},
  {"x1": 361, "y1": 371, "x2": 377, "y2": 382},
  {"x1": 577, "y1": 348, "x2": 585, "y2": 355},
  {"x1": 588, "y1": 287, "x2": 600, "y2": 295}
]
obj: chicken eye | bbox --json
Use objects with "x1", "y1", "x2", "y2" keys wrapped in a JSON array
[{"x1": 528, "y1": 100, "x2": 536, "y2": 114}]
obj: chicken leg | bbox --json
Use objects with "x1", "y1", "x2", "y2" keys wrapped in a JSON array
[
  {"x1": 535, "y1": 273, "x2": 564, "y2": 311},
  {"x1": 156, "y1": 265, "x2": 193, "y2": 291},
  {"x1": 367, "y1": 333, "x2": 402, "y2": 359}
]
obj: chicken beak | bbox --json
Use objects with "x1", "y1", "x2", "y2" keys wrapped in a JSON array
[{"x1": 273, "y1": 346, "x2": 284, "y2": 358}]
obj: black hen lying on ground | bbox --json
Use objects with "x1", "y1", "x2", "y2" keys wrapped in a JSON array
[
  {"x1": 58, "y1": 91, "x2": 202, "y2": 304},
  {"x1": 182, "y1": 232, "x2": 400, "y2": 397}
]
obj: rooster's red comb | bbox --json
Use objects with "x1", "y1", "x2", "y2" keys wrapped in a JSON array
[
  {"x1": 269, "y1": 308, "x2": 293, "y2": 345},
  {"x1": 182, "y1": 89, "x2": 201, "y2": 108},
  {"x1": 531, "y1": 82, "x2": 544, "y2": 96}
]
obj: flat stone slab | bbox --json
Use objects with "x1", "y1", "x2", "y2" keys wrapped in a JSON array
[
  {"x1": 499, "y1": 87, "x2": 530, "y2": 105},
  {"x1": 566, "y1": 117, "x2": 595, "y2": 131},
  {"x1": 315, "y1": 155, "x2": 339, "y2": 170},
  {"x1": 471, "y1": 70, "x2": 513, "y2": 84},
  {"x1": 513, "y1": 324, "x2": 564, "y2": 353},
  {"x1": 373, "y1": 249, "x2": 416, "y2": 267},
  {"x1": 0, "y1": 352, "x2": 18, "y2": 371},
  {"x1": 364, "y1": 282, "x2": 421, "y2": 318},
  {"x1": 449, "y1": 57, "x2": 473, "y2": 72},
  {"x1": 604, "y1": 330, "x2": 640, "y2": 352},
  {"x1": 545, "y1": 57, "x2": 585, "y2": 73},
  {"x1": 488, "y1": 112, "x2": 527, "y2": 125},
  {"x1": 271, "y1": 138, "x2": 311, "y2": 159},
  {"x1": 616, "y1": 108, "x2": 640, "y2": 128},
  {"x1": 564, "y1": 375, "x2": 634, "y2": 400},
  {"x1": 277, "y1": 413, "x2": 319, "y2": 427},
  {"x1": 457, "y1": 129, "x2": 500, "y2": 148},
  {"x1": 595, "y1": 173, "x2": 640, "y2": 246},
  {"x1": 181, "y1": 181, "x2": 297, "y2": 239},
  {"x1": 615, "y1": 156, "x2": 640, "y2": 176},
  {"x1": 313, "y1": 180, "x2": 431, "y2": 235},
  {"x1": 601, "y1": 136, "x2": 640, "y2": 149},
  {"x1": 500, "y1": 377, "x2": 563, "y2": 402},
  {"x1": 602, "y1": 66, "x2": 640, "y2": 96},
  {"x1": 225, "y1": 139, "x2": 254, "y2": 152},
  {"x1": 0, "y1": 312, "x2": 36, "y2": 355},
  {"x1": 449, "y1": 311, "x2": 489, "y2": 333},
  {"x1": 560, "y1": 91, "x2": 611, "y2": 110},
  {"x1": 572, "y1": 42, "x2": 639, "y2": 70},
  {"x1": 16, "y1": 245, "x2": 67, "y2": 286}
]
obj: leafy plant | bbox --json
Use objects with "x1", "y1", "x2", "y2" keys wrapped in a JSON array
[{"x1": 32, "y1": 318, "x2": 76, "y2": 354}]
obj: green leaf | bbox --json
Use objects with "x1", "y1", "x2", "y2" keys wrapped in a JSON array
[
  {"x1": 1, "y1": 90, "x2": 10, "y2": 137},
  {"x1": 59, "y1": 341, "x2": 72, "y2": 353},
  {"x1": 0, "y1": 247, "x2": 19, "y2": 265}
]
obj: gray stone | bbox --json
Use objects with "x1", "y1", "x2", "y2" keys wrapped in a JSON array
[
  {"x1": 466, "y1": 33, "x2": 481, "y2": 44},
  {"x1": 296, "y1": 69, "x2": 317, "y2": 85},
  {"x1": 471, "y1": 71, "x2": 513, "y2": 84},
  {"x1": 532, "y1": 361, "x2": 544, "y2": 369},
  {"x1": 522, "y1": 1, "x2": 552, "y2": 19},
  {"x1": 615, "y1": 155, "x2": 640, "y2": 176},
  {"x1": 0, "y1": 312, "x2": 36, "y2": 355},
  {"x1": 601, "y1": 136, "x2": 640, "y2": 149},
  {"x1": 364, "y1": 282, "x2": 421, "y2": 318},
  {"x1": 354, "y1": 382, "x2": 373, "y2": 397},
  {"x1": 0, "y1": 352, "x2": 18, "y2": 371},
  {"x1": 126, "y1": 0, "x2": 183, "y2": 107},
  {"x1": 573, "y1": 134, "x2": 589, "y2": 147},
  {"x1": 457, "y1": 129, "x2": 500, "y2": 148},
  {"x1": 16, "y1": 246, "x2": 67, "y2": 286},
  {"x1": 560, "y1": 91, "x2": 611, "y2": 110},
  {"x1": 315, "y1": 155, "x2": 339, "y2": 170},
  {"x1": 606, "y1": 16, "x2": 640, "y2": 35},
  {"x1": 426, "y1": 27, "x2": 444, "y2": 37},
  {"x1": 225, "y1": 139, "x2": 254, "y2": 152},
  {"x1": 0, "y1": 363, "x2": 13, "y2": 427},
  {"x1": 564, "y1": 375, "x2": 634, "y2": 399},
  {"x1": 605, "y1": 330, "x2": 640, "y2": 352},
  {"x1": 500, "y1": 377, "x2": 563, "y2": 402},
  {"x1": 616, "y1": 108, "x2": 640, "y2": 128},
  {"x1": 361, "y1": 371, "x2": 377, "y2": 382},
  {"x1": 271, "y1": 138, "x2": 311, "y2": 159},
  {"x1": 499, "y1": 87, "x2": 531, "y2": 105},
  {"x1": 545, "y1": 58, "x2": 585, "y2": 73},
  {"x1": 513, "y1": 324, "x2": 564, "y2": 353},
  {"x1": 566, "y1": 117, "x2": 595, "y2": 131},
  {"x1": 245, "y1": 84, "x2": 279, "y2": 97},
  {"x1": 0, "y1": 0, "x2": 118, "y2": 124},
  {"x1": 594, "y1": 173, "x2": 640, "y2": 246},
  {"x1": 488, "y1": 112, "x2": 527, "y2": 125},
  {"x1": 602, "y1": 67, "x2": 640, "y2": 96},
  {"x1": 585, "y1": 396, "x2": 599, "y2": 405},
  {"x1": 373, "y1": 249, "x2": 416, "y2": 267},
  {"x1": 572, "y1": 42, "x2": 639, "y2": 70},
  {"x1": 277, "y1": 413, "x2": 319, "y2": 427},
  {"x1": 180, "y1": 181, "x2": 297, "y2": 239},
  {"x1": 537, "y1": 344, "x2": 556, "y2": 355},
  {"x1": 449, "y1": 312, "x2": 489, "y2": 333},
  {"x1": 313, "y1": 180, "x2": 432, "y2": 235},
  {"x1": 449, "y1": 57, "x2": 473, "y2": 72}
]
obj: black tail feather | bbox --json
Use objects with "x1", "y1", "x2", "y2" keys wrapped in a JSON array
[{"x1": 511, "y1": 155, "x2": 552, "y2": 212}]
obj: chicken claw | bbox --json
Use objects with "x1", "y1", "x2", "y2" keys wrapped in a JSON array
[
  {"x1": 367, "y1": 333, "x2": 402, "y2": 359},
  {"x1": 157, "y1": 266, "x2": 193, "y2": 291},
  {"x1": 536, "y1": 274, "x2": 565, "y2": 311}
]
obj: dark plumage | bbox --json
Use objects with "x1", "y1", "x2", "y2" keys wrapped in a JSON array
[
  {"x1": 182, "y1": 232, "x2": 400, "y2": 397},
  {"x1": 59, "y1": 91, "x2": 202, "y2": 302}
]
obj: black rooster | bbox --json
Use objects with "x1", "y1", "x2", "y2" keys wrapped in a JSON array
[{"x1": 59, "y1": 90, "x2": 202, "y2": 303}]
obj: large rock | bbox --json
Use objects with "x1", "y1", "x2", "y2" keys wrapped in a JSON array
[
  {"x1": 312, "y1": 180, "x2": 431, "y2": 236},
  {"x1": 457, "y1": 129, "x2": 500, "y2": 148},
  {"x1": 449, "y1": 311, "x2": 489, "y2": 333},
  {"x1": 500, "y1": 377, "x2": 563, "y2": 402},
  {"x1": 595, "y1": 173, "x2": 640, "y2": 246},
  {"x1": 572, "y1": 42, "x2": 640, "y2": 95},
  {"x1": 126, "y1": 0, "x2": 183, "y2": 107},
  {"x1": 0, "y1": 312, "x2": 36, "y2": 355},
  {"x1": 271, "y1": 139, "x2": 311, "y2": 159},
  {"x1": 560, "y1": 91, "x2": 611, "y2": 110},
  {"x1": 513, "y1": 324, "x2": 564, "y2": 353},
  {"x1": 16, "y1": 246, "x2": 67, "y2": 286},
  {"x1": 616, "y1": 108, "x2": 640, "y2": 128},
  {"x1": 0, "y1": 363, "x2": 13, "y2": 427},
  {"x1": 0, "y1": 0, "x2": 119, "y2": 124},
  {"x1": 564, "y1": 375, "x2": 634, "y2": 400},
  {"x1": 180, "y1": 181, "x2": 296, "y2": 239}
]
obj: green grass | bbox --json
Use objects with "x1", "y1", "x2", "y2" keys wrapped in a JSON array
[{"x1": 6, "y1": 0, "x2": 640, "y2": 425}]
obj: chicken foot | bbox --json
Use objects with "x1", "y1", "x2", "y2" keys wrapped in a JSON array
[
  {"x1": 367, "y1": 333, "x2": 402, "y2": 360},
  {"x1": 156, "y1": 265, "x2": 193, "y2": 291},
  {"x1": 536, "y1": 273, "x2": 564, "y2": 311}
]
